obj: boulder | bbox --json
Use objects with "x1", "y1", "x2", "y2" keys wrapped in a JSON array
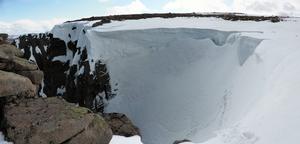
[
  {"x1": 11, "y1": 56, "x2": 38, "y2": 71},
  {"x1": 16, "y1": 70, "x2": 44, "y2": 85},
  {"x1": 0, "y1": 44, "x2": 37, "y2": 72},
  {"x1": 4, "y1": 97, "x2": 113, "y2": 144},
  {"x1": 0, "y1": 34, "x2": 8, "y2": 44},
  {"x1": 0, "y1": 70, "x2": 36, "y2": 98},
  {"x1": 103, "y1": 113, "x2": 140, "y2": 137},
  {"x1": 0, "y1": 44, "x2": 24, "y2": 58}
]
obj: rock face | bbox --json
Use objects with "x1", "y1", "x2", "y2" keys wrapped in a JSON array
[
  {"x1": 103, "y1": 113, "x2": 140, "y2": 137},
  {"x1": 4, "y1": 97, "x2": 113, "y2": 144},
  {"x1": 14, "y1": 33, "x2": 113, "y2": 112}
]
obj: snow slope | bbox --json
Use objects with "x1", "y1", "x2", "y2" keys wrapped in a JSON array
[
  {"x1": 109, "y1": 135, "x2": 143, "y2": 144},
  {"x1": 50, "y1": 17, "x2": 300, "y2": 144}
]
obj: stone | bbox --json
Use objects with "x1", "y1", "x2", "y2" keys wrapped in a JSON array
[
  {"x1": 103, "y1": 113, "x2": 140, "y2": 137},
  {"x1": 0, "y1": 44, "x2": 24, "y2": 58},
  {"x1": 4, "y1": 97, "x2": 113, "y2": 144},
  {"x1": 12, "y1": 56, "x2": 38, "y2": 71},
  {"x1": 16, "y1": 70, "x2": 44, "y2": 85},
  {"x1": 0, "y1": 70, "x2": 36, "y2": 98},
  {"x1": 0, "y1": 34, "x2": 8, "y2": 44}
]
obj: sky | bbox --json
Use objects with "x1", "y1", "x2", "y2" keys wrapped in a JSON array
[{"x1": 1, "y1": 0, "x2": 300, "y2": 35}]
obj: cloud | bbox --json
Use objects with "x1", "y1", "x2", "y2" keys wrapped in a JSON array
[
  {"x1": 105, "y1": 0, "x2": 149, "y2": 15},
  {"x1": 232, "y1": 0, "x2": 300, "y2": 16},
  {"x1": 0, "y1": 18, "x2": 65, "y2": 35},
  {"x1": 163, "y1": 0, "x2": 230, "y2": 13},
  {"x1": 163, "y1": 0, "x2": 300, "y2": 16}
]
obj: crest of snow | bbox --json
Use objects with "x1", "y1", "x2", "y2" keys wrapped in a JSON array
[{"x1": 109, "y1": 135, "x2": 143, "y2": 144}]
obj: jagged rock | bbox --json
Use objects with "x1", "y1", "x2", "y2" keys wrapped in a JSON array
[
  {"x1": 103, "y1": 113, "x2": 140, "y2": 137},
  {"x1": 4, "y1": 97, "x2": 113, "y2": 144},
  {"x1": 0, "y1": 70, "x2": 36, "y2": 98},
  {"x1": 16, "y1": 70, "x2": 44, "y2": 85},
  {"x1": 173, "y1": 139, "x2": 191, "y2": 144}
]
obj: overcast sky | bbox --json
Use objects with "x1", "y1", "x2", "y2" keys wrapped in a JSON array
[{"x1": 1, "y1": 0, "x2": 300, "y2": 35}]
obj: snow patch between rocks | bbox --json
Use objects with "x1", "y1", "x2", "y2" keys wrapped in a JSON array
[{"x1": 0, "y1": 132, "x2": 12, "y2": 144}]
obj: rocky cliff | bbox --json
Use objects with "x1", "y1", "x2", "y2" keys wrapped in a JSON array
[{"x1": 13, "y1": 33, "x2": 113, "y2": 112}]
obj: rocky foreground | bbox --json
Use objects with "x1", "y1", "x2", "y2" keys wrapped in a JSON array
[{"x1": 0, "y1": 34, "x2": 140, "y2": 144}]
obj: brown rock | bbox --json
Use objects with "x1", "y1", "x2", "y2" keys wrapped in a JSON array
[
  {"x1": 12, "y1": 56, "x2": 38, "y2": 71},
  {"x1": 0, "y1": 44, "x2": 24, "y2": 58},
  {"x1": 4, "y1": 97, "x2": 113, "y2": 144},
  {"x1": 0, "y1": 70, "x2": 36, "y2": 98},
  {"x1": 103, "y1": 113, "x2": 140, "y2": 137},
  {"x1": 16, "y1": 70, "x2": 44, "y2": 85}
]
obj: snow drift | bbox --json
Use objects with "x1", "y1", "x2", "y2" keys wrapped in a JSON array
[{"x1": 17, "y1": 16, "x2": 300, "y2": 144}]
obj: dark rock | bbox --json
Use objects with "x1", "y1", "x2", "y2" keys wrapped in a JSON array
[
  {"x1": 69, "y1": 13, "x2": 282, "y2": 26},
  {"x1": 103, "y1": 113, "x2": 140, "y2": 137},
  {"x1": 173, "y1": 139, "x2": 191, "y2": 144},
  {"x1": 15, "y1": 33, "x2": 113, "y2": 112},
  {"x1": 0, "y1": 34, "x2": 8, "y2": 44},
  {"x1": 4, "y1": 97, "x2": 113, "y2": 144}
]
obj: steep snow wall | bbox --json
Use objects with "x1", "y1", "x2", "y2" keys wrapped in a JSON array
[{"x1": 90, "y1": 28, "x2": 262, "y2": 144}]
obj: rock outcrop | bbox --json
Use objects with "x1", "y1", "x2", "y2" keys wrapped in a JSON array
[
  {"x1": 0, "y1": 43, "x2": 40, "y2": 98},
  {"x1": 103, "y1": 113, "x2": 140, "y2": 137},
  {"x1": 4, "y1": 97, "x2": 113, "y2": 144},
  {"x1": 0, "y1": 70, "x2": 36, "y2": 98}
]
